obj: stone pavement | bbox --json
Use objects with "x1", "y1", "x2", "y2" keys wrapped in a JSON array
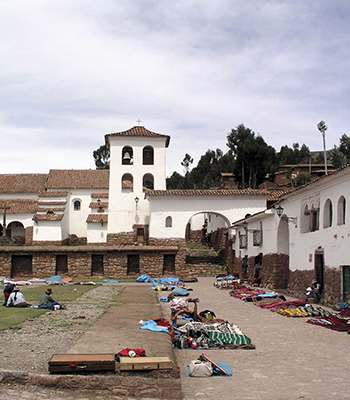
[
  {"x1": 166, "y1": 277, "x2": 350, "y2": 400},
  {"x1": 1, "y1": 278, "x2": 350, "y2": 400}
]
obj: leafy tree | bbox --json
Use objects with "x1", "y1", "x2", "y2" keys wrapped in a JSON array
[
  {"x1": 93, "y1": 144, "x2": 110, "y2": 169},
  {"x1": 330, "y1": 145, "x2": 347, "y2": 169},
  {"x1": 226, "y1": 124, "x2": 276, "y2": 188},
  {"x1": 277, "y1": 143, "x2": 310, "y2": 165},
  {"x1": 339, "y1": 134, "x2": 350, "y2": 163},
  {"x1": 166, "y1": 171, "x2": 185, "y2": 189}
]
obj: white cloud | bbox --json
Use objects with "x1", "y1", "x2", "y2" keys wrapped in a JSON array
[{"x1": 0, "y1": 0, "x2": 349, "y2": 175}]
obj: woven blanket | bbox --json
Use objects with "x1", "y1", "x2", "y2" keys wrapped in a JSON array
[{"x1": 209, "y1": 332, "x2": 251, "y2": 345}]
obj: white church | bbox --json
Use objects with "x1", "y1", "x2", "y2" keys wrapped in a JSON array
[{"x1": 0, "y1": 126, "x2": 349, "y2": 306}]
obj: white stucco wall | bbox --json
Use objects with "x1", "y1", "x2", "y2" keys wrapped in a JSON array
[
  {"x1": 32, "y1": 221, "x2": 63, "y2": 241},
  {"x1": 149, "y1": 195, "x2": 267, "y2": 239},
  {"x1": 274, "y1": 168, "x2": 350, "y2": 271},
  {"x1": 87, "y1": 223, "x2": 108, "y2": 243},
  {"x1": 68, "y1": 190, "x2": 95, "y2": 238},
  {"x1": 108, "y1": 136, "x2": 166, "y2": 234}
]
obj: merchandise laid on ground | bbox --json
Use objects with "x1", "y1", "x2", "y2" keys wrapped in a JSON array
[
  {"x1": 135, "y1": 275, "x2": 255, "y2": 351},
  {"x1": 215, "y1": 275, "x2": 350, "y2": 334}
]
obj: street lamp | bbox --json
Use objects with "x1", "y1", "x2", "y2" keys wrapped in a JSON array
[
  {"x1": 275, "y1": 205, "x2": 298, "y2": 228},
  {"x1": 317, "y1": 120, "x2": 328, "y2": 175}
]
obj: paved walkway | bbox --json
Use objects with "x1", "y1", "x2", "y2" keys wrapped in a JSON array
[
  {"x1": 166, "y1": 277, "x2": 350, "y2": 400},
  {"x1": 1, "y1": 278, "x2": 350, "y2": 400}
]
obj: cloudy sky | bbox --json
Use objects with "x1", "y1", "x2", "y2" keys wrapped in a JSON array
[{"x1": 1, "y1": 1, "x2": 350, "y2": 176}]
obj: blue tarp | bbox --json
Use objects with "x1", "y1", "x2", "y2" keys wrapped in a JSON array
[
  {"x1": 46, "y1": 275, "x2": 62, "y2": 282},
  {"x1": 139, "y1": 320, "x2": 170, "y2": 334},
  {"x1": 102, "y1": 279, "x2": 120, "y2": 283},
  {"x1": 136, "y1": 275, "x2": 151, "y2": 283},
  {"x1": 216, "y1": 275, "x2": 236, "y2": 281},
  {"x1": 172, "y1": 287, "x2": 189, "y2": 296}
]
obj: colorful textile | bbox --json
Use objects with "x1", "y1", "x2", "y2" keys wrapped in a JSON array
[
  {"x1": 307, "y1": 315, "x2": 350, "y2": 332},
  {"x1": 209, "y1": 332, "x2": 251, "y2": 345}
]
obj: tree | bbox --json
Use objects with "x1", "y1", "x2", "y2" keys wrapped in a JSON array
[
  {"x1": 166, "y1": 171, "x2": 185, "y2": 189},
  {"x1": 93, "y1": 144, "x2": 110, "y2": 169},
  {"x1": 339, "y1": 134, "x2": 350, "y2": 163},
  {"x1": 330, "y1": 145, "x2": 347, "y2": 169},
  {"x1": 226, "y1": 124, "x2": 276, "y2": 188},
  {"x1": 277, "y1": 143, "x2": 310, "y2": 165}
]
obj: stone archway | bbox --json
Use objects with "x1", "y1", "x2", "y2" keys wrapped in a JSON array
[
  {"x1": 7, "y1": 221, "x2": 25, "y2": 244},
  {"x1": 185, "y1": 211, "x2": 230, "y2": 246}
]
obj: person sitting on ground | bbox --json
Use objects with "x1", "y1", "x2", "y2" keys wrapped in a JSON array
[
  {"x1": 38, "y1": 288, "x2": 64, "y2": 310},
  {"x1": 3, "y1": 283, "x2": 15, "y2": 306},
  {"x1": 6, "y1": 287, "x2": 30, "y2": 307}
]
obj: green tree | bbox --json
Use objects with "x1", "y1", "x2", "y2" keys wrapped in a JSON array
[
  {"x1": 339, "y1": 134, "x2": 350, "y2": 163},
  {"x1": 330, "y1": 145, "x2": 346, "y2": 169},
  {"x1": 93, "y1": 144, "x2": 110, "y2": 169},
  {"x1": 277, "y1": 143, "x2": 310, "y2": 165},
  {"x1": 226, "y1": 124, "x2": 276, "y2": 188},
  {"x1": 166, "y1": 171, "x2": 185, "y2": 189}
]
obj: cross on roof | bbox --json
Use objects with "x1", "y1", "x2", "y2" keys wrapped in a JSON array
[
  {"x1": 136, "y1": 119, "x2": 141, "y2": 126},
  {"x1": 1, "y1": 203, "x2": 10, "y2": 237}
]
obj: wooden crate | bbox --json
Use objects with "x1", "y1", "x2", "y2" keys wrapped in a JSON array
[
  {"x1": 119, "y1": 356, "x2": 173, "y2": 371},
  {"x1": 49, "y1": 353, "x2": 115, "y2": 374}
]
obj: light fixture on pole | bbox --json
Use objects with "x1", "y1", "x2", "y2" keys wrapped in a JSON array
[
  {"x1": 275, "y1": 205, "x2": 297, "y2": 228},
  {"x1": 241, "y1": 220, "x2": 255, "y2": 232},
  {"x1": 317, "y1": 120, "x2": 328, "y2": 175},
  {"x1": 134, "y1": 197, "x2": 139, "y2": 209}
]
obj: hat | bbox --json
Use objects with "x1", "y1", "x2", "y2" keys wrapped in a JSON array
[
  {"x1": 312, "y1": 279, "x2": 317, "y2": 284},
  {"x1": 13, "y1": 287, "x2": 20, "y2": 291},
  {"x1": 46, "y1": 288, "x2": 53, "y2": 294}
]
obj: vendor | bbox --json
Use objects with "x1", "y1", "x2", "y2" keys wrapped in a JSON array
[
  {"x1": 7, "y1": 287, "x2": 30, "y2": 307},
  {"x1": 38, "y1": 288, "x2": 64, "y2": 310}
]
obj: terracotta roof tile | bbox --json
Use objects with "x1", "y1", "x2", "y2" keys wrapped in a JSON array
[
  {"x1": 33, "y1": 213, "x2": 63, "y2": 221},
  {"x1": 86, "y1": 214, "x2": 108, "y2": 223},
  {"x1": 105, "y1": 126, "x2": 170, "y2": 148},
  {"x1": 0, "y1": 174, "x2": 47, "y2": 194},
  {"x1": 0, "y1": 200, "x2": 37, "y2": 214},
  {"x1": 46, "y1": 170, "x2": 109, "y2": 190},
  {"x1": 37, "y1": 208, "x2": 66, "y2": 212},
  {"x1": 37, "y1": 200, "x2": 67, "y2": 206},
  {"x1": 39, "y1": 191, "x2": 69, "y2": 197},
  {"x1": 89, "y1": 202, "x2": 108, "y2": 208},
  {"x1": 91, "y1": 193, "x2": 109, "y2": 198},
  {"x1": 146, "y1": 189, "x2": 269, "y2": 197}
]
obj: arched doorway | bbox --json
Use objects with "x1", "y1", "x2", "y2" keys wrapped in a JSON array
[
  {"x1": 277, "y1": 215, "x2": 289, "y2": 256},
  {"x1": 7, "y1": 221, "x2": 26, "y2": 244},
  {"x1": 185, "y1": 211, "x2": 230, "y2": 247}
]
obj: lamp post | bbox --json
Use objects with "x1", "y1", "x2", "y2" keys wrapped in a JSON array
[{"x1": 317, "y1": 120, "x2": 328, "y2": 175}]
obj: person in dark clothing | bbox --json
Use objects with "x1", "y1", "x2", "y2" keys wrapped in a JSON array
[{"x1": 3, "y1": 283, "x2": 15, "y2": 306}]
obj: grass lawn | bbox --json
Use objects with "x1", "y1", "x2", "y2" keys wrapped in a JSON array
[{"x1": 0, "y1": 285, "x2": 96, "y2": 331}]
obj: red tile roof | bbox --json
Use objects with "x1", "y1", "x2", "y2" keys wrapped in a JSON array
[
  {"x1": 39, "y1": 191, "x2": 69, "y2": 197},
  {"x1": 37, "y1": 201, "x2": 67, "y2": 206},
  {"x1": 0, "y1": 200, "x2": 37, "y2": 214},
  {"x1": 86, "y1": 214, "x2": 108, "y2": 223},
  {"x1": 105, "y1": 126, "x2": 170, "y2": 148},
  {"x1": 146, "y1": 189, "x2": 269, "y2": 197},
  {"x1": 0, "y1": 174, "x2": 47, "y2": 194},
  {"x1": 91, "y1": 193, "x2": 109, "y2": 198},
  {"x1": 46, "y1": 170, "x2": 109, "y2": 190},
  {"x1": 89, "y1": 202, "x2": 108, "y2": 208},
  {"x1": 33, "y1": 213, "x2": 64, "y2": 221}
]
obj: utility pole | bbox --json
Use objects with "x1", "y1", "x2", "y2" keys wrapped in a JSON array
[{"x1": 317, "y1": 121, "x2": 328, "y2": 175}]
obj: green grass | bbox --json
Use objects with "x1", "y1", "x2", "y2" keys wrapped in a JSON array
[{"x1": 0, "y1": 285, "x2": 96, "y2": 331}]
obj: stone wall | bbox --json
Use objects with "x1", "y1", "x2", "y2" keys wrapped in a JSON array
[
  {"x1": 107, "y1": 232, "x2": 135, "y2": 245},
  {"x1": 189, "y1": 229, "x2": 202, "y2": 245},
  {"x1": 25, "y1": 226, "x2": 33, "y2": 246},
  {"x1": 288, "y1": 266, "x2": 342, "y2": 306},
  {"x1": 185, "y1": 263, "x2": 227, "y2": 277}
]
